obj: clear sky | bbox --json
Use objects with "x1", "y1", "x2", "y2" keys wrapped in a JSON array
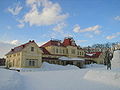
[{"x1": 0, "y1": 0, "x2": 120, "y2": 57}]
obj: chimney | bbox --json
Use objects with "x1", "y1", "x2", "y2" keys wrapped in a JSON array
[
  {"x1": 22, "y1": 45, "x2": 25, "y2": 48},
  {"x1": 11, "y1": 49, "x2": 14, "y2": 51},
  {"x1": 32, "y1": 40, "x2": 35, "y2": 42}
]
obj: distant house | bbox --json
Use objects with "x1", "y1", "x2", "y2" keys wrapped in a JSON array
[
  {"x1": 85, "y1": 52, "x2": 105, "y2": 64},
  {"x1": 0, "y1": 58, "x2": 5, "y2": 66},
  {"x1": 84, "y1": 47, "x2": 103, "y2": 53},
  {"x1": 5, "y1": 40, "x2": 42, "y2": 68}
]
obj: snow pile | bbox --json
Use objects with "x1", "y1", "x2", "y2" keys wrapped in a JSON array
[
  {"x1": 84, "y1": 70, "x2": 120, "y2": 88},
  {"x1": 40, "y1": 62, "x2": 79, "y2": 70},
  {"x1": 85, "y1": 63, "x2": 105, "y2": 69},
  {"x1": 14, "y1": 62, "x2": 79, "y2": 72},
  {"x1": 111, "y1": 50, "x2": 120, "y2": 68},
  {"x1": 0, "y1": 69, "x2": 24, "y2": 90}
]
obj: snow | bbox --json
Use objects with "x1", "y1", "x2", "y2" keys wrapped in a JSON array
[
  {"x1": 86, "y1": 53, "x2": 94, "y2": 56},
  {"x1": 111, "y1": 50, "x2": 120, "y2": 68},
  {"x1": 84, "y1": 69, "x2": 120, "y2": 88},
  {"x1": 0, "y1": 66, "x2": 6, "y2": 68},
  {"x1": 85, "y1": 63, "x2": 105, "y2": 69},
  {"x1": 59, "y1": 56, "x2": 68, "y2": 60},
  {"x1": 40, "y1": 62, "x2": 79, "y2": 70},
  {"x1": 0, "y1": 69, "x2": 24, "y2": 90},
  {"x1": 59, "y1": 56, "x2": 84, "y2": 61},
  {"x1": 0, "y1": 63, "x2": 120, "y2": 90},
  {"x1": 10, "y1": 62, "x2": 79, "y2": 72}
]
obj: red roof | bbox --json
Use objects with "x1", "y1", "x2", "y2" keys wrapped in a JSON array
[
  {"x1": 40, "y1": 37, "x2": 82, "y2": 56},
  {"x1": 40, "y1": 40, "x2": 64, "y2": 47},
  {"x1": 40, "y1": 47, "x2": 51, "y2": 55},
  {"x1": 63, "y1": 37, "x2": 77, "y2": 46},
  {"x1": 40, "y1": 37, "x2": 77, "y2": 48},
  {"x1": 6, "y1": 40, "x2": 35, "y2": 55},
  {"x1": 85, "y1": 52, "x2": 102, "y2": 58}
]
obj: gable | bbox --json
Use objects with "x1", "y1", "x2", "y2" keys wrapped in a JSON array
[
  {"x1": 22, "y1": 42, "x2": 43, "y2": 54},
  {"x1": 6, "y1": 40, "x2": 42, "y2": 55}
]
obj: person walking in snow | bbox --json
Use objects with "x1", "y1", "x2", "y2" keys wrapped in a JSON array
[
  {"x1": 107, "y1": 59, "x2": 111, "y2": 70},
  {"x1": 106, "y1": 49, "x2": 113, "y2": 70}
]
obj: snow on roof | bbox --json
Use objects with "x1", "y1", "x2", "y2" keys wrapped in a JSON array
[
  {"x1": 59, "y1": 56, "x2": 84, "y2": 61},
  {"x1": 85, "y1": 52, "x2": 102, "y2": 58},
  {"x1": 86, "y1": 53, "x2": 95, "y2": 56},
  {"x1": 59, "y1": 56, "x2": 69, "y2": 60}
]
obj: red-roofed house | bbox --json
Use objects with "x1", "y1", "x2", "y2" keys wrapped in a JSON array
[
  {"x1": 5, "y1": 40, "x2": 42, "y2": 68},
  {"x1": 85, "y1": 52, "x2": 105, "y2": 64},
  {"x1": 5, "y1": 37, "x2": 107, "y2": 69}
]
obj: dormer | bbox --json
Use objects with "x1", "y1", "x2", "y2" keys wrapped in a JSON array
[{"x1": 63, "y1": 37, "x2": 77, "y2": 46}]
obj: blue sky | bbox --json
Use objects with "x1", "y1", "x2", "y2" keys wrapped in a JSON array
[{"x1": 0, "y1": 0, "x2": 120, "y2": 57}]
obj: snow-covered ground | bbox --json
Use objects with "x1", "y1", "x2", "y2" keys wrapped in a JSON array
[
  {"x1": 84, "y1": 69, "x2": 120, "y2": 88},
  {"x1": 0, "y1": 69, "x2": 24, "y2": 90},
  {"x1": 0, "y1": 63, "x2": 120, "y2": 90},
  {"x1": 10, "y1": 62, "x2": 79, "y2": 72}
]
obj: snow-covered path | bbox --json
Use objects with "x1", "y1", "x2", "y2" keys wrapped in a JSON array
[{"x1": 21, "y1": 69, "x2": 120, "y2": 90}]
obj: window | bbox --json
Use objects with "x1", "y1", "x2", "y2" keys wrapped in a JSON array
[
  {"x1": 66, "y1": 49, "x2": 68, "y2": 54},
  {"x1": 63, "y1": 50, "x2": 65, "y2": 54},
  {"x1": 32, "y1": 61, "x2": 35, "y2": 66},
  {"x1": 71, "y1": 49, "x2": 75, "y2": 54},
  {"x1": 29, "y1": 60, "x2": 35, "y2": 66},
  {"x1": 82, "y1": 52, "x2": 84, "y2": 55},
  {"x1": 80, "y1": 52, "x2": 81, "y2": 55},
  {"x1": 56, "y1": 48, "x2": 58, "y2": 53},
  {"x1": 29, "y1": 61, "x2": 31, "y2": 66},
  {"x1": 31, "y1": 47, "x2": 34, "y2": 51},
  {"x1": 59, "y1": 49, "x2": 61, "y2": 53},
  {"x1": 53, "y1": 48, "x2": 55, "y2": 53}
]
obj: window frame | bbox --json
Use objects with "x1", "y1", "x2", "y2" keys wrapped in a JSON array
[{"x1": 31, "y1": 47, "x2": 34, "y2": 52}]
